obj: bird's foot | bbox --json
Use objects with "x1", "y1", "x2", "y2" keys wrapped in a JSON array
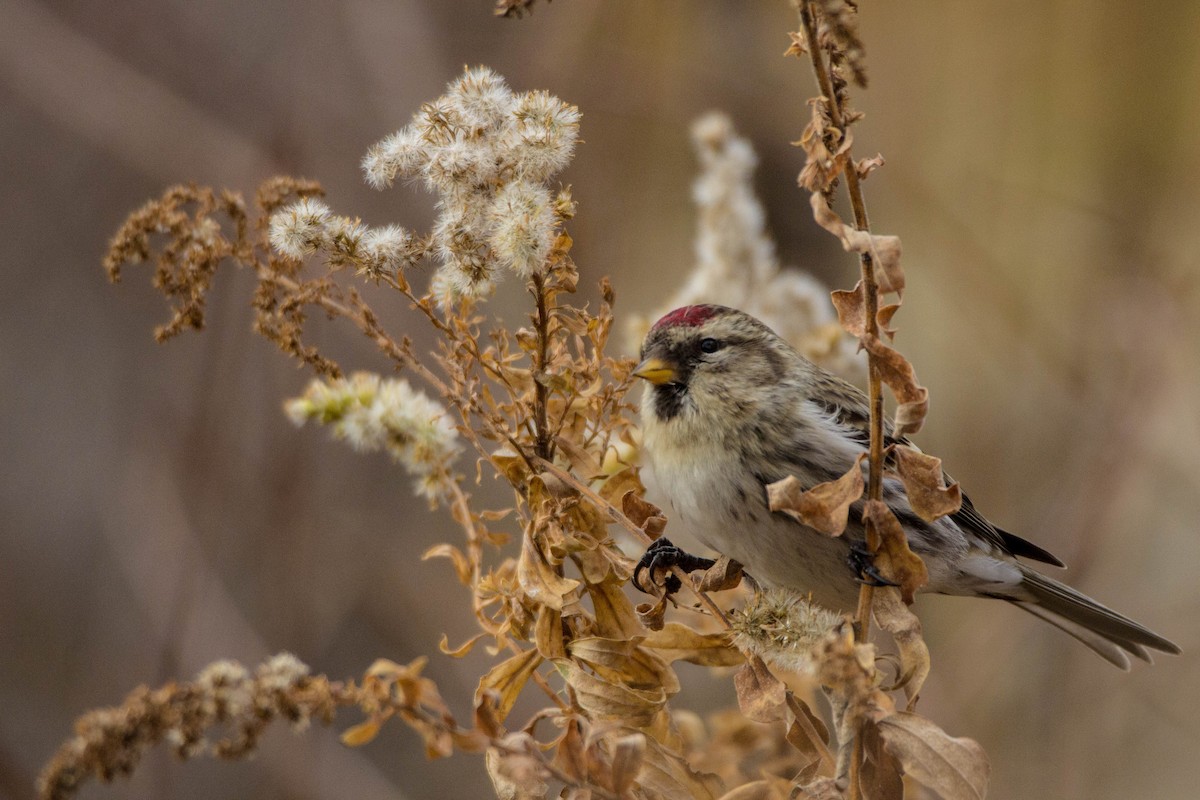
[
  {"x1": 633, "y1": 538, "x2": 716, "y2": 595},
  {"x1": 847, "y1": 542, "x2": 898, "y2": 588}
]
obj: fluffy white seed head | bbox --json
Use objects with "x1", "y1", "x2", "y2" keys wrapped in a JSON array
[
  {"x1": 508, "y1": 90, "x2": 581, "y2": 182},
  {"x1": 286, "y1": 373, "x2": 460, "y2": 499},
  {"x1": 362, "y1": 127, "x2": 429, "y2": 190},
  {"x1": 488, "y1": 180, "x2": 555, "y2": 277},
  {"x1": 447, "y1": 66, "x2": 515, "y2": 132},
  {"x1": 268, "y1": 198, "x2": 331, "y2": 258}
]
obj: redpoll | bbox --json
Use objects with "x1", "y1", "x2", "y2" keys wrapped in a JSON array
[{"x1": 633, "y1": 304, "x2": 1180, "y2": 668}]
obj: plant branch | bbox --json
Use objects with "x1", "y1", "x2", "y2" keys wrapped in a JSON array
[{"x1": 797, "y1": 0, "x2": 884, "y2": 645}]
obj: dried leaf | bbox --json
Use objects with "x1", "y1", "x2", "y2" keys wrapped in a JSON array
[
  {"x1": 784, "y1": 692, "x2": 833, "y2": 771},
  {"x1": 767, "y1": 455, "x2": 866, "y2": 536},
  {"x1": 861, "y1": 334, "x2": 929, "y2": 435},
  {"x1": 621, "y1": 490, "x2": 667, "y2": 539},
  {"x1": 588, "y1": 577, "x2": 646, "y2": 639},
  {"x1": 598, "y1": 467, "x2": 643, "y2": 507},
  {"x1": 860, "y1": 720, "x2": 904, "y2": 800},
  {"x1": 641, "y1": 623, "x2": 744, "y2": 667},
  {"x1": 872, "y1": 587, "x2": 930, "y2": 710},
  {"x1": 636, "y1": 731, "x2": 724, "y2": 800},
  {"x1": 784, "y1": 31, "x2": 808, "y2": 58},
  {"x1": 552, "y1": 718, "x2": 588, "y2": 786},
  {"x1": 475, "y1": 648, "x2": 544, "y2": 724},
  {"x1": 439, "y1": 632, "x2": 487, "y2": 658},
  {"x1": 831, "y1": 280, "x2": 868, "y2": 338},
  {"x1": 486, "y1": 735, "x2": 549, "y2": 800},
  {"x1": 635, "y1": 596, "x2": 668, "y2": 632},
  {"x1": 518, "y1": 525, "x2": 581, "y2": 611},
  {"x1": 863, "y1": 500, "x2": 928, "y2": 605},
  {"x1": 876, "y1": 302, "x2": 901, "y2": 340},
  {"x1": 556, "y1": 661, "x2": 666, "y2": 728},
  {"x1": 734, "y1": 656, "x2": 786, "y2": 724},
  {"x1": 856, "y1": 153, "x2": 886, "y2": 179},
  {"x1": 697, "y1": 555, "x2": 745, "y2": 592},
  {"x1": 810, "y1": 193, "x2": 904, "y2": 295},
  {"x1": 876, "y1": 713, "x2": 990, "y2": 800},
  {"x1": 340, "y1": 718, "x2": 382, "y2": 747},
  {"x1": 422, "y1": 543, "x2": 473, "y2": 586},
  {"x1": 534, "y1": 606, "x2": 566, "y2": 660},
  {"x1": 568, "y1": 637, "x2": 680, "y2": 695},
  {"x1": 891, "y1": 445, "x2": 962, "y2": 521},
  {"x1": 610, "y1": 733, "x2": 646, "y2": 795}
]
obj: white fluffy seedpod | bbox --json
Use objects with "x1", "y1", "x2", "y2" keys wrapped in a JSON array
[
  {"x1": 359, "y1": 224, "x2": 419, "y2": 278},
  {"x1": 268, "y1": 198, "x2": 331, "y2": 258},
  {"x1": 488, "y1": 180, "x2": 555, "y2": 277},
  {"x1": 509, "y1": 90, "x2": 581, "y2": 182},
  {"x1": 362, "y1": 127, "x2": 429, "y2": 190},
  {"x1": 285, "y1": 373, "x2": 460, "y2": 499},
  {"x1": 448, "y1": 66, "x2": 516, "y2": 132}
]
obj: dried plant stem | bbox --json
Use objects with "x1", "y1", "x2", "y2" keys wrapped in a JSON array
[
  {"x1": 797, "y1": 0, "x2": 884, "y2": 646},
  {"x1": 530, "y1": 272, "x2": 553, "y2": 461}
]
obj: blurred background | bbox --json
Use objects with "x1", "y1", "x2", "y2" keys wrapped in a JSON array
[{"x1": 3, "y1": 1, "x2": 1199, "y2": 798}]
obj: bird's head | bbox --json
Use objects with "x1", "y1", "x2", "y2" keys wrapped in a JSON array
[{"x1": 634, "y1": 305, "x2": 794, "y2": 430}]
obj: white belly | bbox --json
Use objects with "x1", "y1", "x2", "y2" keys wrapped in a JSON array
[{"x1": 641, "y1": 442, "x2": 861, "y2": 612}]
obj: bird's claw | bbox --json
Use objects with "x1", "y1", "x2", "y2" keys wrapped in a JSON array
[
  {"x1": 632, "y1": 537, "x2": 716, "y2": 595},
  {"x1": 847, "y1": 542, "x2": 899, "y2": 588}
]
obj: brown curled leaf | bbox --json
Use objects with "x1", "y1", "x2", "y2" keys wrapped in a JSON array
[
  {"x1": 864, "y1": 500, "x2": 928, "y2": 604},
  {"x1": 856, "y1": 153, "x2": 886, "y2": 179},
  {"x1": 810, "y1": 193, "x2": 904, "y2": 295},
  {"x1": 621, "y1": 490, "x2": 667, "y2": 540},
  {"x1": 767, "y1": 454, "x2": 866, "y2": 536},
  {"x1": 876, "y1": 713, "x2": 990, "y2": 800},
  {"x1": 697, "y1": 555, "x2": 744, "y2": 592},
  {"x1": 588, "y1": 577, "x2": 646, "y2": 639},
  {"x1": 439, "y1": 632, "x2": 487, "y2": 659},
  {"x1": 421, "y1": 543, "x2": 473, "y2": 586},
  {"x1": 567, "y1": 637, "x2": 680, "y2": 695},
  {"x1": 860, "y1": 334, "x2": 929, "y2": 436},
  {"x1": 517, "y1": 525, "x2": 580, "y2": 611},
  {"x1": 635, "y1": 596, "x2": 668, "y2": 632},
  {"x1": 830, "y1": 280, "x2": 867, "y2": 338},
  {"x1": 475, "y1": 648, "x2": 544, "y2": 724},
  {"x1": 876, "y1": 302, "x2": 901, "y2": 341},
  {"x1": 734, "y1": 656, "x2": 786, "y2": 724},
  {"x1": 555, "y1": 661, "x2": 667, "y2": 727},
  {"x1": 891, "y1": 444, "x2": 962, "y2": 521},
  {"x1": 872, "y1": 586, "x2": 930, "y2": 710}
]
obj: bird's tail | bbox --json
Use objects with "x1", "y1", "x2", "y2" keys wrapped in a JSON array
[{"x1": 1011, "y1": 567, "x2": 1181, "y2": 670}]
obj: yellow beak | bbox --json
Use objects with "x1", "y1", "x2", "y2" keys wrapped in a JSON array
[{"x1": 632, "y1": 357, "x2": 677, "y2": 385}]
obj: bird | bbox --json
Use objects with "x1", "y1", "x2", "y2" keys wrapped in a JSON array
[{"x1": 631, "y1": 303, "x2": 1181, "y2": 669}]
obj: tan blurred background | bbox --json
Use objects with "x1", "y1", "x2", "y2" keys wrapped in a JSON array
[{"x1": 2, "y1": 1, "x2": 1199, "y2": 798}]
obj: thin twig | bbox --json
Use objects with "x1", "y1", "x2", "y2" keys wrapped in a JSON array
[{"x1": 796, "y1": 0, "x2": 883, "y2": 645}]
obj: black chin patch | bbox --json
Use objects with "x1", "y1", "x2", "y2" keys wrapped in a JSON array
[{"x1": 652, "y1": 382, "x2": 689, "y2": 421}]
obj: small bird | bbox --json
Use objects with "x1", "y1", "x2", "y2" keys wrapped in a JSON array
[{"x1": 633, "y1": 304, "x2": 1180, "y2": 668}]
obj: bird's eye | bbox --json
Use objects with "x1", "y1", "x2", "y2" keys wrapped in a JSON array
[{"x1": 699, "y1": 338, "x2": 722, "y2": 354}]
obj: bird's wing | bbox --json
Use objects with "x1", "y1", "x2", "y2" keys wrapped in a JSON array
[
  {"x1": 949, "y1": 488, "x2": 1066, "y2": 566},
  {"x1": 812, "y1": 376, "x2": 1066, "y2": 567}
]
